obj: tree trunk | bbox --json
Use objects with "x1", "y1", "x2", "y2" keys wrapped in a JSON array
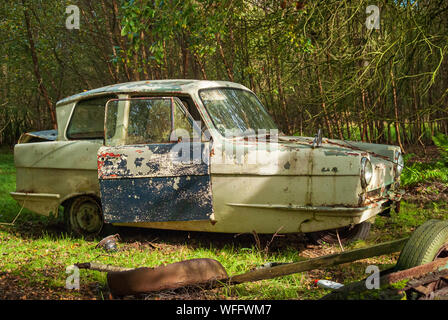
[
  {"x1": 390, "y1": 68, "x2": 404, "y2": 152},
  {"x1": 22, "y1": 1, "x2": 57, "y2": 129},
  {"x1": 316, "y1": 68, "x2": 333, "y2": 138},
  {"x1": 216, "y1": 33, "x2": 234, "y2": 81}
]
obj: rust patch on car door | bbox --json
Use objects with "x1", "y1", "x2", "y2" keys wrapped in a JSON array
[{"x1": 98, "y1": 142, "x2": 213, "y2": 223}]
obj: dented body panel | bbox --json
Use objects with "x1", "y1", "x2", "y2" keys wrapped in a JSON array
[
  {"x1": 11, "y1": 140, "x2": 102, "y2": 216},
  {"x1": 11, "y1": 80, "x2": 404, "y2": 234}
]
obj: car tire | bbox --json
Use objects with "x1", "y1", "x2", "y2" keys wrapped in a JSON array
[
  {"x1": 307, "y1": 221, "x2": 372, "y2": 245},
  {"x1": 395, "y1": 219, "x2": 448, "y2": 271},
  {"x1": 65, "y1": 196, "x2": 104, "y2": 237}
]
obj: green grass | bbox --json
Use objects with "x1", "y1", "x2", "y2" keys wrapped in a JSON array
[
  {"x1": 374, "y1": 202, "x2": 447, "y2": 237},
  {"x1": 0, "y1": 146, "x2": 447, "y2": 300}
]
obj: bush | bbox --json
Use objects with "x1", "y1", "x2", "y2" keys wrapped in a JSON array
[
  {"x1": 432, "y1": 133, "x2": 448, "y2": 164},
  {"x1": 401, "y1": 133, "x2": 448, "y2": 187}
]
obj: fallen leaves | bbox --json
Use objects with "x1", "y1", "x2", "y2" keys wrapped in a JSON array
[{"x1": 0, "y1": 271, "x2": 100, "y2": 300}]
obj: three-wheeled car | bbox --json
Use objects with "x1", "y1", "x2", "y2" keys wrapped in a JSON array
[{"x1": 10, "y1": 80, "x2": 404, "y2": 243}]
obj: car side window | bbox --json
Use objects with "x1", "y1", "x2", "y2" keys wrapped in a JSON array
[
  {"x1": 67, "y1": 96, "x2": 115, "y2": 139},
  {"x1": 105, "y1": 97, "x2": 196, "y2": 145},
  {"x1": 127, "y1": 99, "x2": 173, "y2": 145},
  {"x1": 172, "y1": 100, "x2": 194, "y2": 142}
]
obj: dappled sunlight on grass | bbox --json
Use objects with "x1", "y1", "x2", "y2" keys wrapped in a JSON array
[{"x1": 1, "y1": 149, "x2": 447, "y2": 299}]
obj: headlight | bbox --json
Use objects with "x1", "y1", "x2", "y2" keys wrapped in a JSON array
[
  {"x1": 395, "y1": 152, "x2": 404, "y2": 178},
  {"x1": 361, "y1": 157, "x2": 373, "y2": 188}
]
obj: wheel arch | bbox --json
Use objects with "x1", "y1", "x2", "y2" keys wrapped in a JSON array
[{"x1": 60, "y1": 192, "x2": 102, "y2": 209}]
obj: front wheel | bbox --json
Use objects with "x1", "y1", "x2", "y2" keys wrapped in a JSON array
[
  {"x1": 65, "y1": 196, "x2": 104, "y2": 237},
  {"x1": 307, "y1": 222, "x2": 372, "y2": 245}
]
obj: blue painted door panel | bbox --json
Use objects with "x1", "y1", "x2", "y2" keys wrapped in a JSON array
[{"x1": 98, "y1": 143, "x2": 213, "y2": 223}]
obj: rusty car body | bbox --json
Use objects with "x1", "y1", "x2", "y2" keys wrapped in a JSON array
[{"x1": 10, "y1": 80, "x2": 404, "y2": 239}]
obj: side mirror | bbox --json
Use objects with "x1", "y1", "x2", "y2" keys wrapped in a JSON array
[{"x1": 312, "y1": 128, "x2": 322, "y2": 148}]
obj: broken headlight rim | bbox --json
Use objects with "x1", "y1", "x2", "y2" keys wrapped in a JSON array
[
  {"x1": 361, "y1": 157, "x2": 373, "y2": 189},
  {"x1": 395, "y1": 151, "x2": 404, "y2": 179}
]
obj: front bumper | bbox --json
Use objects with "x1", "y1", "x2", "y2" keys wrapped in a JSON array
[{"x1": 226, "y1": 189, "x2": 404, "y2": 233}]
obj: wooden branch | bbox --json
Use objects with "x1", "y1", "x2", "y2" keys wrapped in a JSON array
[
  {"x1": 0, "y1": 119, "x2": 11, "y2": 134},
  {"x1": 75, "y1": 262, "x2": 133, "y2": 273},
  {"x1": 227, "y1": 238, "x2": 408, "y2": 285}
]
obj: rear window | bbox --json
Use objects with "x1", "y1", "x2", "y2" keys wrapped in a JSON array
[{"x1": 67, "y1": 96, "x2": 115, "y2": 139}]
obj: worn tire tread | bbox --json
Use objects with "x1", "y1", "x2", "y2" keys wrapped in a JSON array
[
  {"x1": 414, "y1": 222, "x2": 448, "y2": 265},
  {"x1": 407, "y1": 220, "x2": 448, "y2": 267},
  {"x1": 396, "y1": 220, "x2": 448, "y2": 270},
  {"x1": 396, "y1": 219, "x2": 440, "y2": 267}
]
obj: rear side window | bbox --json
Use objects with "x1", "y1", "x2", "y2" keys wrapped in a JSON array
[{"x1": 67, "y1": 96, "x2": 115, "y2": 139}]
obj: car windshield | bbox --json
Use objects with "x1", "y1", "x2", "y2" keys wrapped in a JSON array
[{"x1": 199, "y1": 88, "x2": 278, "y2": 137}]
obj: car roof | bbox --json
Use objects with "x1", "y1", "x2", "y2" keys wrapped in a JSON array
[{"x1": 56, "y1": 79, "x2": 249, "y2": 106}]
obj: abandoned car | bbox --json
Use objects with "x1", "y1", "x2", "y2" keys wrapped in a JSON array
[{"x1": 11, "y1": 80, "x2": 404, "y2": 243}]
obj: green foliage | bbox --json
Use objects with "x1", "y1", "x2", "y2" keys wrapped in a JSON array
[
  {"x1": 432, "y1": 133, "x2": 448, "y2": 164},
  {"x1": 389, "y1": 279, "x2": 409, "y2": 290},
  {"x1": 401, "y1": 161, "x2": 448, "y2": 187},
  {"x1": 374, "y1": 201, "x2": 447, "y2": 239},
  {"x1": 1, "y1": 0, "x2": 448, "y2": 146},
  {"x1": 400, "y1": 134, "x2": 448, "y2": 187}
]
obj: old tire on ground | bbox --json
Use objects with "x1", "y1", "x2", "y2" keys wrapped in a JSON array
[
  {"x1": 307, "y1": 221, "x2": 371, "y2": 245},
  {"x1": 395, "y1": 219, "x2": 448, "y2": 271},
  {"x1": 65, "y1": 196, "x2": 104, "y2": 237}
]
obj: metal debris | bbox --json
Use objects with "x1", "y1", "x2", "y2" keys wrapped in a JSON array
[
  {"x1": 106, "y1": 258, "x2": 228, "y2": 296},
  {"x1": 95, "y1": 234, "x2": 121, "y2": 252}
]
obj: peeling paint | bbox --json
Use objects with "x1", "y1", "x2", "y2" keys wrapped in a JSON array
[
  {"x1": 98, "y1": 142, "x2": 213, "y2": 223},
  {"x1": 101, "y1": 175, "x2": 213, "y2": 223},
  {"x1": 98, "y1": 143, "x2": 209, "y2": 179}
]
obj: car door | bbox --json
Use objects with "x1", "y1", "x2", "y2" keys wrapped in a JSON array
[{"x1": 97, "y1": 97, "x2": 213, "y2": 224}]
